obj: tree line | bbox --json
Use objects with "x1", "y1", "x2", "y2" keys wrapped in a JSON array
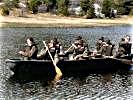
[{"x1": 1, "y1": 0, "x2": 133, "y2": 18}]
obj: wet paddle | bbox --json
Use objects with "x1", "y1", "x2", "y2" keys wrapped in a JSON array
[{"x1": 43, "y1": 41, "x2": 62, "y2": 80}]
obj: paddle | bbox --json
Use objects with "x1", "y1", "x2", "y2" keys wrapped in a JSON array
[
  {"x1": 65, "y1": 45, "x2": 74, "y2": 54},
  {"x1": 43, "y1": 41, "x2": 62, "y2": 80}
]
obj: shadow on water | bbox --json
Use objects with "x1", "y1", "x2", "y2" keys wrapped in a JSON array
[{"x1": 6, "y1": 71, "x2": 133, "y2": 99}]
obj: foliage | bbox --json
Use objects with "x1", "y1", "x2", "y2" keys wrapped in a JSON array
[
  {"x1": 28, "y1": 0, "x2": 41, "y2": 14},
  {"x1": 4, "y1": 0, "x2": 19, "y2": 8},
  {"x1": 80, "y1": 0, "x2": 91, "y2": 15},
  {"x1": 43, "y1": 0, "x2": 57, "y2": 12},
  {"x1": 86, "y1": 0, "x2": 95, "y2": 18},
  {"x1": 80, "y1": 0, "x2": 95, "y2": 17},
  {"x1": 12, "y1": 0, "x2": 19, "y2": 8},
  {"x1": 57, "y1": 0, "x2": 69, "y2": 16},
  {"x1": 102, "y1": 0, "x2": 115, "y2": 17},
  {"x1": 43, "y1": 0, "x2": 52, "y2": 7},
  {"x1": 86, "y1": 5, "x2": 95, "y2": 18},
  {"x1": 114, "y1": 0, "x2": 126, "y2": 15},
  {"x1": 43, "y1": 0, "x2": 56, "y2": 5},
  {"x1": 129, "y1": 9, "x2": 133, "y2": 15},
  {"x1": 1, "y1": 6, "x2": 9, "y2": 16}
]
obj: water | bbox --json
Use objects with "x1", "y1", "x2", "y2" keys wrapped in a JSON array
[{"x1": 0, "y1": 25, "x2": 133, "y2": 99}]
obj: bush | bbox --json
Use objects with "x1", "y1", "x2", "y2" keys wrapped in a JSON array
[
  {"x1": 115, "y1": 0, "x2": 126, "y2": 15},
  {"x1": 1, "y1": 6, "x2": 9, "y2": 16},
  {"x1": 116, "y1": 6, "x2": 126, "y2": 15},
  {"x1": 102, "y1": 0, "x2": 115, "y2": 17},
  {"x1": 129, "y1": 9, "x2": 133, "y2": 15},
  {"x1": 80, "y1": 0, "x2": 90, "y2": 15},
  {"x1": 44, "y1": 0, "x2": 56, "y2": 12},
  {"x1": 57, "y1": 0, "x2": 69, "y2": 16},
  {"x1": 80, "y1": 0, "x2": 95, "y2": 18},
  {"x1": 29, "y1": 0, "x2": 41, "y2": 14},
  {"x1": 86, "y1": 5, "x2": 95, "y2": 18},
  {"x1": 12, "y1": 0, "x2": 19, "y2": 8}
]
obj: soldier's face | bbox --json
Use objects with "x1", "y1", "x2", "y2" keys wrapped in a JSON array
[{"x1": 27, "y1": 39, "x2": 32, "y2": 46}]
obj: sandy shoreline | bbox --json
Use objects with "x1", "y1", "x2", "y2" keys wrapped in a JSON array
[{"x1": 0, "y1": 14, "x2": 133, "y2": 27}]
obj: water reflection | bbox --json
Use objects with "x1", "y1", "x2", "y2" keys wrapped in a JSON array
[
  {"x1": 0, "y1": 25, "x2": 133, "y2": 99},
  {"x1": 7, "y1": 73, "x2": 133, "y2": 99}
]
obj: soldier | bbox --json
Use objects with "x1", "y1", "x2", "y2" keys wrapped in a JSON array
[
  {"x1": 37, "y1": 38, "x2": 64, "y2": 61},
  {"x1": 18, "y1": 37, "x2": 38, "y2": 60},
  {"x1": 65, "y1": 36, "x2": 89, "y2": 60}
]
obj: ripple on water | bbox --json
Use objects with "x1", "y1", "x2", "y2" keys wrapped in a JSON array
[{"x1": 0, "y1": 26, "x2": 133, "y2": 99}]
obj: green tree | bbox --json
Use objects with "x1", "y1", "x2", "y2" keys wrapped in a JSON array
[
  {"x1": 128, "y1": 1, "x2": 133, "y2": 15},
  {"x1": 57, "y1": 0, "x2": 69, "y2": 16},
  {"x1": 86, "y1": 6, "x2": 95, "y2": 18},
  {"x1": 12, "y1": 0, "x2": 19, "y2": 8},
  {"x1": 80, "y1": 0, "x2": 90, "y2": 15},
  {"x1": 115, "y1": 0, "x2": 126, "y2": 15},
  {"x1": 129, "y1": 9, "x2": 133, "y2": 15},
  {"x1": 86, "y1": 0, "x2": 95, "y2": 18},
  {"x1": 4, "y1": 0, "x2": 19, "y2": 8},
  {"x1": 102, "y1": 0, "x2": 115, "y2": 17},
  {"x1": 1, "y1": 6, "x2": 9, "y2": 16},
  {"x1": 43, "y1": 0, "x2": 56, "y2": 12},
  {"x1": 29, "y1": 0, "x2": 41, "y2": 14}
]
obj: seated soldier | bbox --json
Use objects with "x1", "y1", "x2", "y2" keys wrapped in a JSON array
[
  {"x1": 115, "y1": 37, "x2": 128, "y2": 58},
  {"x1": 73, "y1": 39, "x2": 89, "y2": 60},
  {"x1": 37, "y1": 38, "x2": 64, "y2": 61},
  {"x1": 18, "y1": 37, "x2": 38, "y2": 60},
  {"x1": 93, "y1": 38, "x2": 115, "y2": 57},
  {"x1": 104, "y1": 40, "x2": 115, "y2": 56},
  {"x1": 96, "y1": 38, "x2": 103, "y2": 52},
  {"x1": 124, "y1": 35, "x2": 132, "y2": 55},
  {"x1": 95, "y1": 37, "x2": 105, "y2": 55},
  {"x1": 65, "y1": 36, "x2": 89, "y2": 60}
]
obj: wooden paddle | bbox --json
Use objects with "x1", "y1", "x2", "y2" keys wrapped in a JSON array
[
  {"x1": 65, "y1": 45, "x2": 74, "y2": 53},
  {"x1": 43, "y1": 41, "x2": 62, "y2": 80}
]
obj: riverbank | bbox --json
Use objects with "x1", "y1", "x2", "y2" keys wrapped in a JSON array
[{"x1": 0, "y1": 13, "x2": 133, "y2": 28}]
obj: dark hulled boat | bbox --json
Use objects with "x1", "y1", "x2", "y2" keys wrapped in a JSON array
[
  {"x1": 57, "y1": 58, "x2": 132, "y2": 75},
  {"x1": 6, "y1": 57, "x2": 132, "y2": 80},
  {"x1": 6, "y1": 59, "x2": 56, "y2": 81}
]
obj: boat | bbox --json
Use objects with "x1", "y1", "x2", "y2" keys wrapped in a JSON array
[{"x1": 6, "y1": 57, "x2": 132, "y2": 80}]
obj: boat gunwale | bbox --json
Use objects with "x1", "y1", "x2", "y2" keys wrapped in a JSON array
[{"x1": 5, "y1": 57, "x2": 132, "y2": 64}]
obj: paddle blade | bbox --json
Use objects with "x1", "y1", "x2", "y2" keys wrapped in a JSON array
[{"x1": 54, "y1": 64, "x2": 62, "y2": 75}]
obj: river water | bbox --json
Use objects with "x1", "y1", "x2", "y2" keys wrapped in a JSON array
[{"x1": 0, "y1": 25, "x2": 133, "y2": 99}]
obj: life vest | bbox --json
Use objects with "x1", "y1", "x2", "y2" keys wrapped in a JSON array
[{"x1": 28, "y1": 44, "x2": 38, "y2": 59}]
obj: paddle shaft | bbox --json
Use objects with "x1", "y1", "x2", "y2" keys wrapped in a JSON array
[
  {"x1": 43, "y1": 41, "x2": 55, "y2": 63},
  {"x1": 65, "y1": 45, "x2": 74, "y2": 53},
  {"x1": 43, "y1": 41, "x2": 62, "y2": 76}
]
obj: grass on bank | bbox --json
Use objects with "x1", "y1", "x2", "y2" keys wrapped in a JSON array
[{"x1": 1, "y1": 22, "x2": 131, "y2": 28}]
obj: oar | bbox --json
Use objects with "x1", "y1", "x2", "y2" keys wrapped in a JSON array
[
  {"x1": 65, "y1": 45, "x2": 74, "y2": 53},
  {"x1": 43, "y1": 41, "x2": 62, "y2": 80}
]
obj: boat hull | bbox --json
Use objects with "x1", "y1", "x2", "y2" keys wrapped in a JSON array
[
  {"x1": 6, "y1": 59, "x2": 56, "y2": 81},
  {"x1": 6, "y1": 58, "x2": 132, "y2": 80},
  {"x1": 57, "y1": 58, "x2": 131, "y2": 76}
]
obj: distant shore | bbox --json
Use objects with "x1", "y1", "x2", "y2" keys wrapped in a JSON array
[{"x1": 0, "y1": 13, "x2": 133, "y2": 28}]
